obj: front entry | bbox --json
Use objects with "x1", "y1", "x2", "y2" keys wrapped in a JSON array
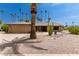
[
  {"x1": 36, "y1": 26, "x2": 47, "y2": 32},
  {"x1": 41, "y1": 26, "x2": 47, "y2": 32},
  {"x1": 53, "y1": 26, "x2": 59, "y2": 30}
]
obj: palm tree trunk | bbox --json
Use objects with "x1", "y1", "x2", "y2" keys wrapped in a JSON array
[{"x1": 30, "y1": 3, "x2": 37, "y2": 39}]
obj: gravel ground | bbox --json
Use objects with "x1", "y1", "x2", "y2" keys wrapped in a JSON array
[{"x1": 0, "y1": 31, "x2": 79, "y2": 55}]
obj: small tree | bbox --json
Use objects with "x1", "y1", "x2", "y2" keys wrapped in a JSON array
[{"x1": 2, "y1": 24, "x2": 9, "y2": 33}]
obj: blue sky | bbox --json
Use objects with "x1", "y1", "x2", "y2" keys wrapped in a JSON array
[{"x1": 0, "y1": 3, "x2": 79, "y2": 26}]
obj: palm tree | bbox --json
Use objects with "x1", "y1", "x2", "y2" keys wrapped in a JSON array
[
  {"x1": 19, "y1": 8, "x2": 24, "y2": 21},
  {"x1": 65, "y1": 22, "x2": 68, "y2": 27},
  {"x1": 17, "y1": 16, "x2": 20, "y2": 21},
  {"x1": 0, "y1": 9, "x2": 4, "y2": 21},
  {"x1": 14, "y1": 13, "x2": 17, "y2": 22},
  {"x1": 48, "y1": 11, "x2": 50, "y2": 23},
  {"x1": 72, "y1": 21, "x2": 75, "y2": 26},
  {"x1": 37, "y1": 10, "x2": 42, "y2": 22},
  {"x1": 10, "y1": 13, "x2": 17, "y2": 23},
  {"x1": 30, "y1": 3, "x2": 37, "y2": 39},
  {"x1": 41, "y1": 10, "x2": 43, "y2": 22},
  {"x1": 45, "y1": 10, "x2": 47, "y2": 22},
  {"x1": 10, "y1": 13, "x2": 14, "y2": 23},
  {"x1": 21, "y1": 12, "x2": 25, "y2": 21},
  {"x1": 24, "y1": 12, "x2": 28, "y2": 21},
  {"x1": 19, "y1": 8, "x2": 22, "y2": 15},
  {"x1": 37, "y1": 16, "x2": 40, "y2": 21}
]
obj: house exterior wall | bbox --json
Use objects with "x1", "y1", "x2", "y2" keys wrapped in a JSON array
[
  {"x1": 53, "y1": 26, "x2": 63, "y2": 32},
  {"x1": 8, "y1": 24, "x2": 63, "y2": 33},
  {"x1": 8, "y1": 24, "x2": 31, "y2": 33},
  {"x1": 59, "y1": 26, "x2": 64, "y2": 32}
]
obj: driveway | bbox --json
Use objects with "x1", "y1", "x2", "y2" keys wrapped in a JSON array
[
  {"x1": 0, "y1": 31, "x2": 30, "y2": 43},
  {"x1": 0, "y1": 31, "x2": 79, "y2": 55}
]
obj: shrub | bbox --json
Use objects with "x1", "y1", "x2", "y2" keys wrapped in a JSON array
[
  {"x1": 64, "y1": 27, "x2": 68, "y2": 30},
  {"x1": 47, "y1": 24, "x2": 53, "y2": 36},
  {"x1": 0, "y1": 20, "x2": 2, "y2": 24},
  {"x1": 2, "y1": 24, "x2": 9, "y2": 33},
  {"x1": 68, "y1": 26, "x2": 79, "y2": 35}
]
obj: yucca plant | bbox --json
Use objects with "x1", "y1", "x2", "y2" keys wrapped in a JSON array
[
  {"x1": 47, "y1": 17, "x2": 53, "y2": 36},
  {"x1": 47, "y1": 24, "x2": 53, "y2": 36}
]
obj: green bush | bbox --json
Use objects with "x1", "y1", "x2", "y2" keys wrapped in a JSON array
[
  {"x1": 64, "y1": 27, "x2": 68, "y2": 30},
  {"x1": 47, "y1": 24, "x2": 53, "y2": 36},
  {"x1": 0, "y1": 20, "x2": 2, "y2": 24},
  {"x1": 68, "y1": 26, "x2": 79, "y2": 35},
  {"x1": 2, "y1": 24, "x2": 9, "y2": 33}
]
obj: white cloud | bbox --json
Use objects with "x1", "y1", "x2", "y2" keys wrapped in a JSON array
[
  {"x1": 58, "y1": 15, "x2": 79, "y2": 20},
  {"x1": 52, "y1": 3, "x2": 62, "y2": 6},
  {"x1": 69, "y1": 15, "x2": 79, "y2": 18},
  {"x1": 62, "y1": 15, "x2": 79, "y2": 19}
]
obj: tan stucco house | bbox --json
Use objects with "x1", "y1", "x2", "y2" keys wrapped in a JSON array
[{"x1": 6, "y1": 21, "x2": 63, "y2": 33}]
